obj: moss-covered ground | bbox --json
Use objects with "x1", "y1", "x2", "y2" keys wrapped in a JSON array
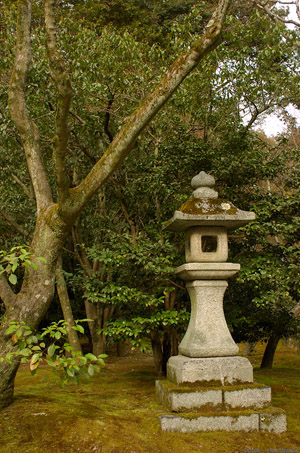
[{"x1": 0, "y1": 342, "x2": 299, "y2": 452}]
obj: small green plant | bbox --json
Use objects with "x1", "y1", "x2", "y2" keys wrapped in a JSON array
[
  {"x1": 0, "y1": 246, "x2": 46, "y2": 285},
  {"x1": 2, "y1": 320, "x2": 106, "y2": 387}
]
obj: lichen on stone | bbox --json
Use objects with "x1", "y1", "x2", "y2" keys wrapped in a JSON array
[{"x1": 179, "y1": 198, "x2": 238, "y2": 216}]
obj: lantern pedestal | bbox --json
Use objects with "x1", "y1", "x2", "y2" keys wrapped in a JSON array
[
  {"x1": 156, "y1": 172, "x2": 286, "y2": 432},
  {"x1": 166, "y1": 355, "x2": 253, "y2": 385},
  {"x1": 178, "y1": 279, "x2": 238, "y2": 358}
]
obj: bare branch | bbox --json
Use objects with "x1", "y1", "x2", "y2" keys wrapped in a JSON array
[
  {"x1": 244, "y1": 98, "x2": 272, "y2": 130},
  {"x1": 104, "y1": 94, "x2": 115, "y2": 143},
  {"x1": 11, "y1": 173, "x2": 33, "y2": 199},
  {"x1": 69, "y1": 110, "x2": 86, "y2": 125},
  {"x1": 55, "y1": 254, "x2": 82, "y2": 352},
  {"x1": 296, "y1": 0, "x2": 300, "y2": 21},
  {"x1": 0, "y1": 210, "x2": 28, "y2": 237},
  {"x1": 71, "y1": 227, "x2": 94, "y2": 273},
  {"x1": 71, "y1": 130, "x2": 97, "y2": 164},
  {"x1": 8, "y1": 0, "x2": 53, "y2": 215},
  {"x1": 254, "y1": 0, "x2": 300, "y2": 26},
  {"x1": 69, "y1": 0, "x2": 232, "y2": 215},
  {"x1": 44, "y1": 0, "x2": 73, "y2": 206},
  {"x1": 112, "y1": 178, "x2": 137, "y2": 242}
]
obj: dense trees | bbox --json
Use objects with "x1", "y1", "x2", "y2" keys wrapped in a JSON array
[
  {"x1": 0, "y1": 0, "x2": 232, "y2": 409},
  {"x1": 1, "y1": 0, "x2": 300, "y2": 409}
]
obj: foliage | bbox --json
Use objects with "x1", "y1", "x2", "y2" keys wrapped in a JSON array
[
  {"x1": 226, "y1": 156, "x2": 300, "y2": 345},
  {"x1": 69, "y1": 0, "x2": 200, "y2": 45},
  {"x1": 1, "y1": 0, "x2": 300, "y2": 374},
  {"x1": 0, "y1": 246, "x2": 46, "y2": 286},
  {"x1": 102, "y1": 309, "x2": 189, "y2": 352},
  {"x1": 72, "y1": 232, "x2": 188, "y2": 352},
  {"x1": 2, "y1": 320, "x2": 106, "y2": 387}
]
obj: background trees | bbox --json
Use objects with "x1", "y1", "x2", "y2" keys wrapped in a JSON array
[
  {"x1": 1, "y1": 0, "x2": 300, "y2": 408},
  {"x1": 0, "y1": 0, "x2": 231, "y2": 409}
]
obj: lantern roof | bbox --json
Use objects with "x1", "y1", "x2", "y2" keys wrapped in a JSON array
[{"x1": 163, "y1": 171, "x2": 255, "y2": 232}]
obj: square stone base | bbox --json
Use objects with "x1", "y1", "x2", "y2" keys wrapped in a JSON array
[
  {"x1": 159, "y1": 408, "x2": 287, "y2": 433},
  {"x1": 167, "y1": 355, "x2": 253, "y2": 385},
  {"x1": 156, "y1": 380, "x2": 271, "y2": 412},
  {"x1": 156, "y1": 354, "x2": 286, "y2": 433}
]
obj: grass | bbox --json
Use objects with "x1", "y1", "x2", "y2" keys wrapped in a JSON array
[{"x1": 0, "y1": 342, "x2": 299, "y2": 452}]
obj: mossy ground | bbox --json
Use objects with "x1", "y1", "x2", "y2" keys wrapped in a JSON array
[{"x1": 0, "y1": 342, "x2": 300, "y2": 452}]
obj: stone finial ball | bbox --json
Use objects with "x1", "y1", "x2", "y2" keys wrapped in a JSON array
[{"x1": 191, "y1": 171, "x2": 215, "y2": 189}]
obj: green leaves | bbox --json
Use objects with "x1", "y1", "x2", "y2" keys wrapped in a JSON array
[
  {"x1": 8, "y1": 274, "x2": 17, "y2": 285},
  {"x1": 101, "y1": 309, "x2": 189, "y2": 351},
  {"x1": 2, "y1": 320, "x2": 106, "y2": 386},
  {"x1": 47, "y1": 344, "x2": 56, "y2": 357},
  {"x1": 0, "y1": 246, "x2": 46, "y2": 287}
]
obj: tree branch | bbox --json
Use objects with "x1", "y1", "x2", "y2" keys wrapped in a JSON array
[
  {"x1": 71, "y1": 130, "x2": 97, "y2": 164},
  {"x1": 69, "y1": 0, "x2": 232, "y2": 216},
  {"x1": 104, "y1": 94, "x2": 115, "y2": 143},
  {"x1": 8, "y1": 0, "x2": 53, "y2": 215},
  {"x1": 11, "y1": 172, "x2": 34, "y2": 199},
  {"x1": 0, "y1": 210, "x2": 28, "y2": 237},
  {"x1": 44, "y1": 0, "x2": 73, "y2": 207},
  {"x1": 0, "y1": 275, "x2": 16, "y2": 311},
  {"x1": 55, "y1": 254, "x2": 82, "y2": 352},
  {"x1": 253, "y1": 0, "x2": 300, "y2": 26},
  {"x1": 112, "y1": 178, "x2": 137, "y2": 242},
  {"x1": 244, "y1": 99, "x2": 272, "y2": 130}
]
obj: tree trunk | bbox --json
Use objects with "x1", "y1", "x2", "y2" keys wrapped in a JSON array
[
  {"x1": 162, "y1": 332, "x2": 171, "y2": 376},
  {"x1": 260, "y1": 334, "x2": 281, "y2": 369},
  {"x1": 170, "y1": 329, "x2": 179, "y2": 357},
  {"x1": 161, "y1": 329, "x2": 179, "y2": 375},
  {"x1": 117, "y1": 341, "x2": 128, "y2": 357},
  {"x1": 243, "y1": 341, "x2": 256, "y2": 356},
  {"x1": 83, "y1": 300, "x2": 113, "y2": 355},
  {"x1": 55, "y1": 255, "x2": 82, "y2": 353},
  {"x1": 1, "y1": 0, "x2": 231, "y2": 409},
  {"x1": 0, "y1": 211, "x2": 67, "y2": 410},
  {"x1": 0, "y1": 331, "x2": 20, "y2": 409},
  {"x1": 150, "y1": 330, "x2": 164, "y2": 376}
]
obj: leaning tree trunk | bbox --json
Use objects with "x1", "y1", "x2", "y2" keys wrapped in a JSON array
[
  {"x1": 0, "y1": 329, "x2": 20, "y2": 409},
  {"x1": 0, "y1": 0, "x2": 231, "y2": 409},
  {"x1": 56, "y1": 255, "x2": 82, "y2": 353},
  {"x1": 260, "y1": 334, "x2": 281, "y2": 369},
  {"x1": 0, "y1": 213, "x2": 66, "y2": 409}
]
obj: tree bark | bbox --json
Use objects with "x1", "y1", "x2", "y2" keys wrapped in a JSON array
[
  {"x1": 243, "y1": 341, "x2": 256, "y2": 356},
  {"x1": 0, "y1": 0, "x2": 231, "y2": 409},
  {"x1": 0, "y1": 209, "x2": 67, "y2": 409},
  {"x1": 67, "y1": 0, "x2": 232, "y2": 216},
  {"x1": 260, "y1": 334, "x2": 281, "y2": 369},
  {"x1": 150, "y1": 330, "x2": 164, "y2": 377},
  {"x1": 55, "y1": 255, "x2": 82, "y2": 353},
  {"x1": 83, "y1": 300, "x2": 113, "y2": 355},
  {"x1": 0, "y1": 329, "x2": 20, "y2": 409}
]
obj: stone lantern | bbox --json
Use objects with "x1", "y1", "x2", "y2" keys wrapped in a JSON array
[{"x1": 156, "y1": 171, "x2": 286, "y2": 433}]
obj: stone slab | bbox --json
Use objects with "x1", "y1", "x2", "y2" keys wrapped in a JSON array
[
  {"x1": 260, "y1": 413, "x2": 287, "y2": 433},
  {"x1": 159, "y1": 408, "x2": 286, "y2": 433},
  {"x1": 175, "y1": 263, "x2": 240, "y2": 280},
  {"x1": 159, "y1": 413, "x2": 259, "y2": 433},
  {"x1": 156, "y1": 380, "x2": 271, "y2": 412},
  {"x1": 224, "y1": 385, "x2": 271, "y2": 410},
  {"x1": 167, "y1": 355, "x2": 253, "y2": 385},
  {"x1": 163, "y1": 208, "x2": 256, "y2": 232},
  {"x1": 156, "y1": 380, "x2": 222, "y2": 412}
]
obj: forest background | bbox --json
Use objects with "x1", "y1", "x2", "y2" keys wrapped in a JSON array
[{"x1": 1, "y1": 0, "x2": 300, "y2": 407}]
